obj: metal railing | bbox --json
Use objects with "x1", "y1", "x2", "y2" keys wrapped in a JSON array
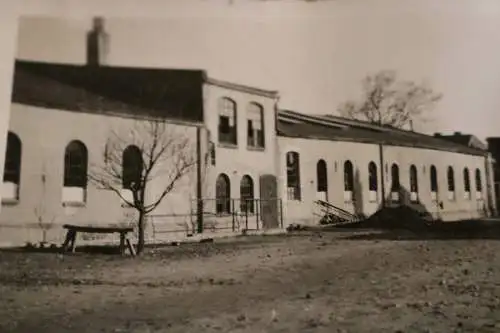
[{"x1": 191, "y1": 198, "x2": 284, "y2": 233}]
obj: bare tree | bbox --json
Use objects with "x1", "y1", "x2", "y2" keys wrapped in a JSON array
[
  {"x1": 88, "y1": 119, "x2": 197, "y2": 254},
  {"x1": 338, "y1": 70, "x2": 442, "y2": 129}
]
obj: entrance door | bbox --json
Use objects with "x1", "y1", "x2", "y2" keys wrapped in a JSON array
[{"x1": 259, "y1": 174, "x2": 279, "y2": 228}]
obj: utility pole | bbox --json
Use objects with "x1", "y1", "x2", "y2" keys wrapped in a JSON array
[
  {"x1": 379, "y1": 142, "x2": 386, "y2": 208},
  {"x1": 378, "y1": 114, "x2": 386, "y2": 209}
]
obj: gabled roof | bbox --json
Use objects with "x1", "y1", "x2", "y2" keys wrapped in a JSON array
[
  {"x1": 436, "y1": 133, "x2": 488, "y2": 151},
  {"x1": 12, "y1": 59, "x2": 207, "y2": 123},
  {"x1": 277, "y1": 110, "x2": 487, "y2": 156}
]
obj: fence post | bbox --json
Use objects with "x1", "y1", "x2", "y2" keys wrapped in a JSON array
[
  {"x1": 245, "y1": 200, "x2": 249, "y2": 230},
  {"x1": 232, "y1": 199, "x2": 236, "y2": 232},
  {"x1": 279, "y1": 198, "x2": 284, "y2": 229},
  {"x1": 196, "y1": 127, "x2": 204, "y2": 234},
  {"x1": 255, "y1": 199, "x2": 260, "y2": 230}
]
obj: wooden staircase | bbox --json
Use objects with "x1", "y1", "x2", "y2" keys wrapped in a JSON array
[{"x1": 313, "y1": 200, "x2": 365, "y2": 225}]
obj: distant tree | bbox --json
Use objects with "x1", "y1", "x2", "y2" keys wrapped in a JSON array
[
  {"x1": 88, "y1": 119, "x2": 197, "y2": 255},
  {"x1": 338, "y1": 70, "x2": 442, "y2": 129}
]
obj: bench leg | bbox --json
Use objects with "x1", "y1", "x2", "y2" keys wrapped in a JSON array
[
  {"x1": 61, "y1": 230, "x2": 76, "y2": 252},
  {"x1": 69, "y1": 231, "x2": 77, "y2": 253},
  {"x1": 61, "y1": 230, "x2": 72, "y2": 251},
  {"x1": 126, "y1": 238, "x2": 136, "y2": 257},
  {"x1": 119, "y1": 232, "x2": 126, "y2": 255}
]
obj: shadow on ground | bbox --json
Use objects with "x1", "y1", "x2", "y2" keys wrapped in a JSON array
[
  {"x1": 337, "y1": 218, "x2": 500, "y2": 241},
  {"x1": 0, "y1": 233, "x2": 294, "y2": 257}
]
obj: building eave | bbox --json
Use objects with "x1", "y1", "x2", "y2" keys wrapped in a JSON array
[
  {"x1": 278, "y1": 132, "x2": 488, "y2": 157},
  {"x1": 205, "y1": 77, "x2": 279, "y2": 98}
]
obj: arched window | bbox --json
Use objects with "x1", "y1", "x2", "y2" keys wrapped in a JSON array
[
  {"x1": 409, "y1": 164, "x2": 418, "y2": 202},
  {"x1": 367, "y1": 161, "x2": 378, "y2": 202},
  {"x1": 429, "y1": 165, "x2": 438, "y2": 201},
  {"x1": 64, "y1": 140, "x2": 88, "y2": 188},
  {"x1": 216, "y1": 173, "x2": 231, "y2": 214},
  {"x1": 391, "y1": 163, "x2": 400, "y2": 191},
  {"x1": 390, "y1": 163, "x2": 400, "y2": 202},
  {"x1": 247, "y1": 102, "x2": 265, "y2": 148},
  {"x1": 122, "y1": 145, "x2": 143, "y2": 190},
  {"x1": 316, "y1": 159, "x2": 328, "y2": 192},
  {"x1": 240, "y1": 175, "x2": 254, "y2": 213},
  {"x1": 430, "y1": 165, "x2": 438, "y2": 192},
  {"x1": 3, "y1": 132, "x2": 22, "y2": 185},
  {"x1": 475, "y1": 168, "x2": 482, "y2": 199},
  {"x1": 463, "y1": 167, "x2": 471, "y2": 199},
  {"x1": 218, "y1": 97, "x2": 237, "y2": 145},
  {"x1": 286, "y1": 151, "x2": 301, "y2": 200},
  {"x1": 3, "y1": 132, "x2": 22, "y2": 201},
  {"x1": 344, "y1": 160, "x2": 354, "y2": 192},
  {"x1": 447, "y1": 166, "x2": 455, "y2": 200},
  {"x1": 63, "y1": 140, "x2": 88, "y2": 205},
  {"x1": 368, "y1": 162, "x2": 378, "y2": 191}
]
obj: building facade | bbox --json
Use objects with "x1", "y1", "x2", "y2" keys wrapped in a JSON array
[
  {"x1": 0, "y1": 17, "x2": 496, "y2": 247},
  {"x1": 278, "y1": 111, "x2": 495, "y2": 225}
]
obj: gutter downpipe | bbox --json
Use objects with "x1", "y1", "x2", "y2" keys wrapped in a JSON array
[{"x1": 378, "y1": 117, "x2": 386, "y2": 209}]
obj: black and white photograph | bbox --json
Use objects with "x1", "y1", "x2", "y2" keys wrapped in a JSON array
[{"x1": 1, "y1": 0, "x2": 500, "y2": 332}]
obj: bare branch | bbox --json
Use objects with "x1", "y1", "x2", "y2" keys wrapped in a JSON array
[
  {"x1": 338, "y1": 70, "x2": 442, "y2": 129},
  {"x1": 88, "y1": 118, "x2": 199, "y2": 224}
]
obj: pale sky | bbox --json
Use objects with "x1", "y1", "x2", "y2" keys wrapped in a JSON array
[{"x1": 7, "y1": 0, "x2": 500, "y2": 141}]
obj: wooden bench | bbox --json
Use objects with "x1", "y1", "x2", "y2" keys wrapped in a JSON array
[{"x1": 61, "y1": 224, "x2": 136, "y2": 256}]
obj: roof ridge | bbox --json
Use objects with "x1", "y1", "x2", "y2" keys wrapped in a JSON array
[
  {"x1": 15, "y1": 58, "x2": 207, "y2": 74},
  {"x1": 277, "y1": 111, "x2": 486, "y2": 156},
  {"x1": 205, "y1": 77, "x2": 278, "y2": 98}
]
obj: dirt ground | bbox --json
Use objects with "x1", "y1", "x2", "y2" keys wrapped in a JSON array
[{"x1": 1, "y1": 230, "x2": 500, "y2": 333}]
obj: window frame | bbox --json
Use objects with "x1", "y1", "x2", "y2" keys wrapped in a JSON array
[
  {"x1": 218, "y1": 97, "x2": 238, "y2": 146},
  {"x1": 240, "y1": 175, "x2": 255, "y2": 214},
  {"x1": 216, "y1": 173, "x2": 231, "y2": 215},
  {"x1": 246, "y1": 102, "x2": 265, "y2": 149}
]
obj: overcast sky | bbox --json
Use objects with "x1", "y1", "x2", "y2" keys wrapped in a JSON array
[{"x1": 11, "y1": 0, "x2": 500, "y2": 141}]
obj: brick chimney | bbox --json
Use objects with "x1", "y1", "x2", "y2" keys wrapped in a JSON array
[{"x1": 86, "y1": 17, "x2": 109, "y2": 66}]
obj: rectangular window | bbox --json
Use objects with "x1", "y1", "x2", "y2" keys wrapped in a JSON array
[
  {"x1": 247, "y1": 120, "x2": 264, "y2": 148},
  {"x1": 247, "y1": 103, "x2": 265, "y2": 149},
  {"x1": 210, "y1": 142, "x2": 216, "y2": 166},
  {"x1": 218, "y1": 115, "x2": 236, "y2": 145}
]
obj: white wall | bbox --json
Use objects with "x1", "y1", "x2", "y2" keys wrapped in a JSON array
[
  {"x1": 278, "y1": 136, "x2": 491, "y2": 225},
  {"x1": 202, "y1": 82, "x2": 278, "y2": 204}
]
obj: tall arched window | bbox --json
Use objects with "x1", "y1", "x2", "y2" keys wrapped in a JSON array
[
  {"x1": 122, "y1": 145, "x2": 143, "y2": 190},
  {"x1": 240, "y1": 175, "x2": 254, "y2": 213},
  {"x1": 368, "y1": 162, "x2": 377, "y2": 202},
  {"x1": 463, "y1": 167, "x2": 471, "y2": 199},
  {"x1": 430, "y1": 165, "x2": 438, "y2": 201},
  {"x1": 316, "y1": 159, "x2": 328, "y2": 195},
  {"x1": 3, "y1": 132, "x2": 22, "y2": 202},
  {"x1": 216, "y1": 173, "x2": 231, "y2": 214},
  {"x1": 344, "y1": 160, "x2": 354, "y2": 191},
  {"x1": 409, "y1": 164, "x2": 418, "y2": 202},
  {"x1": 286, "y1": 151, "x2": 301, "y2": 201},
  {"x1": 344, "y1": 160, "x2": 354, "y2": 202},
  {"x1": 247, "y1": 102, "x2": 265, "y2": 148},
  {"x1": 218, "y1": 97, "x2": 237, "y2": 145},
  {"x1": 447, "y1": 166, "x2": 455, "y2": 200},
  {"x1": 63, "y1": 140, "x2": 88, "y2": 204},
  {"x1": 475, "y1": 168, "x2": 482, "y2": 199},
  {"x1": 368, "y1": 162, "x2": 377, "y2": 191},
  {"x1": 391, "y1": 163, "x2": 400, "y2": 202}
]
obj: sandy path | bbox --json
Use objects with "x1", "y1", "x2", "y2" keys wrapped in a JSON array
[{"x1": 1, "y1": 233, "x2": 500, "y2": 332}]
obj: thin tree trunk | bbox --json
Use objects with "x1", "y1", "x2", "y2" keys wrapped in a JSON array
[{"x1": 137, "y1": 210, "x2": 146, "y2": 254}]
